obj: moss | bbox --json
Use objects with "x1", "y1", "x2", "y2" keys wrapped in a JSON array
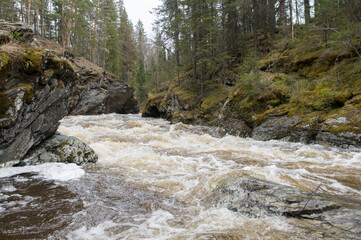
[
  {"x1": 172, "y1": 85, "x2": 198, "y2": 102},
  {"x1": 0, "y1": 52, "x2": 10, "y2": 72},
  {"x1": 42, "y1": 69, "x2": 54, "y2": 79},
  {"x1": 60, "y1": 59, "x2": 75, "y2": 72},
  {"x1": 21, "y1": 48, "x2": 46, "y2": 73},
  {"x1": 57, "y1": 80, "x2": 65, "y2": 89},
  {"x1": 201, "y1": 82, "x2": 229, "y2": 113},
  {"x1": 19, "y1": 84, "x2": 34, "y2": 103},
  {"x1": 0, "y1": 92, "x2": 11, "y2": 117}
]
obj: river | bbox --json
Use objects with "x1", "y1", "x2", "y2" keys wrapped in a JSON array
[{"x1": 0, "y1": 114, "x2": 360, "y2": 239}]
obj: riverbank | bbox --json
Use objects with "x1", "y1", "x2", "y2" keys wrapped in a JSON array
[{"x1": 143, "y1": 27, "x2": 361, "y2": 148}]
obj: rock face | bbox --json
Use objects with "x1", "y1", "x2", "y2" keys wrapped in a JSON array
[
  {"x1": 68, "y1": 57, "x2": 139, "y2": 115},
  {"x1": 18, "y1": 133, "x2": 97, "y2": 166},
  {"x1": 0, "y1": 20, "x2": 138, "y2": 166},
  {"x1": 206, "y1": 176, "x2": 361, "y2": 239}
]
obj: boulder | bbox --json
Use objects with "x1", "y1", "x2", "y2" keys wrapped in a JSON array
[
  {"x1": 316, "y1": 116, "x2": 361, "y2": 148},
  {"x1": 206, "y1": 176, "x2": 361, "y2": 239},
  {"x1": 18, "y1": 133, "x2": 97, "y2": 166},
  {"x1": 252, "y1": 115, "x2": 317, "y2": 144}
]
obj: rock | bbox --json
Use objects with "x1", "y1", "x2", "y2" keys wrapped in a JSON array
[
  {"x1": 252, "y1": 115, "x2": 317, "y2": 144},
  {"x1": 68, "y1": 58, "x2": 139, "y2": 115},
  {"x1": 217, "y1": 117, "x2": 251, "y2": 137},
  {"x1": 0, "y1": 30, "x2": 13, "y2": 45},
  {"x1": 18, "y1": 133, "x2": 97, "y2": 166},
  {"x1": 206, "y1": 176, "x2": 361, "y2": 238},
  {"x1": 316, "y1": 116, "x2": 361, "y2": 148},
  {"x1": 0, "y1": 20, "x2": 34, "y2": 43},
  {"x1": 0, "y1": 21, "x2": 138, "y2": 166}
]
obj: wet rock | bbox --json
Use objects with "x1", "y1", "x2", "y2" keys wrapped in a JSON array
[
  {"x1": 252, "y1": 115, "x2": 316, "y2": 143},
  {"x1": 217, "y1": 117, "x2": 251, "y2": 137},
  {"x1": 19, "y1": 134, "x2": 97, "y2": 166},
  {"x1": 206, "y1": 176, "x2": 361, "y2": 238}
]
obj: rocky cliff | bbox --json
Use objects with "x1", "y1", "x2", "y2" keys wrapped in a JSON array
[{"x1": 0, "y1": 20, "x2": 138, "y2": 166}]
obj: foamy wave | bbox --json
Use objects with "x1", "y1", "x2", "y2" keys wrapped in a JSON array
[{"x1": 0, "y1": 163, "x2": 85, "y2": 181}]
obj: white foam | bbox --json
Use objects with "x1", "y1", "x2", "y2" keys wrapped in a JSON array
[
  {"x1": 0, "y1": 163, "x2": 85, "y2": 181},
  {"x1": 67, "y1": 221, "x2": 118, "y2": 240},
  {"x1": 1, "y1": 185, "x2": 17, "y2": 192}
]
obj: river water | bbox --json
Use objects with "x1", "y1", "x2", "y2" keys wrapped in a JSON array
[{"x1": 0, "y1": 114, "x2": 360, "y2": 239}]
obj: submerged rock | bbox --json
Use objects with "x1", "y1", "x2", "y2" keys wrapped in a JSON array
[
  {"x1": 206, "y1": 176, "x2": 361, "y2": 238},
  {"x1": 19, "y1": 134, "x2": 97, "y2": 166}
]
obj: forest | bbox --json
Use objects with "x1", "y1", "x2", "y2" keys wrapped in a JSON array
[{"x1": 0, "y1": 0, "x2": 360, "y2": 109}]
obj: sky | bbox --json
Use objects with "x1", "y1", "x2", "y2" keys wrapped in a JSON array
[{"x1": 123, "y1": 0, "x2": 162, "y2": 38}]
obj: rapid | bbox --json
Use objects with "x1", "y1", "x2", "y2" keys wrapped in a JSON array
[{"x1": 1, "y1": 114, "x2": 360, "y2": 239}]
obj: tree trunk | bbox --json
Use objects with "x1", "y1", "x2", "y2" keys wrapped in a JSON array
[
  {"x1": 295, "y1": 0, "x2": 300, "y2": 24},
  {"x1": 279, "y1": 0, "x2": 287, "y2": 36},
  {"x1": 63, "y1": 0, "x2": 73, "y2": 53},
  {"x1": 304, "y1": 0, "x2": 311, "y2": 23},
  {"x1": 268, "y1": 0, "x2": 276, "y2": 38},
  {"x1": 41, "y1": 0, "x2": 45, "y2": 37},
  {"x1": 289, "y1": 0, "x2": 294, "y2": 41},
  {"x1": 21, "y1": 0, "x2": 24, "y2": 22},
  {"x1": 91, "y1": 7, "x2": 98, "y2": 63},
  {"x1": 27, "y1": 0, "x2": 31, "y2": 25},
  {"x1": 35, "y1": 3, "x2": 39, "y2": 35}
]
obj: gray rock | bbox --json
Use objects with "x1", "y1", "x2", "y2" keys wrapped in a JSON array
[
  {"x1": 69, "y1": 68, "x2": 138, "y2": 115},
  {"x1": 251, "y1": 115, "x2": 318, "y2": 144},
  {"x1": 206, "y1": 176, "x2": 361, "y2": 239},
  {"x1": 0, "y1": 29, "x2": 13, "y2": 45},
  {"x1": 0, "y1": 20, "x2": 138, "y2": 166},
  {"x1": 19, "y1": 133, "x2": 97, "y2": 166},
  {"x1": 316, "y1": 117, "x2": 361, "y2": 147}
]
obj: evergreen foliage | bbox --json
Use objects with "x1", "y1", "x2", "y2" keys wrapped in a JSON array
[{"x1": 0, "y1": 0, "x2": 136, "y2": 83}]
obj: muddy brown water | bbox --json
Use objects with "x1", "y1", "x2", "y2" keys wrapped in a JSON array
[{"x1": 0, "y1": 114, "x2": 360, "y2": 239}]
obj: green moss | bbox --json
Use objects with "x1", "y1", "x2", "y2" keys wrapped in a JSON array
[
  {"x1": 42, "y1": 69, "x2": 54, "y2": 79},
  {"x1": 61, "y1": 59, "x2": 75, "y2": 72},
  {"x1": 0, "y1": 92, "x2": 11, "y2": 117},
  {"x1": 19, "y1": 84, "x2": 34, "y2": 103},
  {"x1": 201, "y1": 82, "x2": 229, "y2": 113},
  {"x1": 21, "y1": 48, "x2": 46, "y2": 73},
  {"x1": 172, "y1": 85, "x2": 198, "y2": 102},
  {"x1": 57, "y1": 80, "x2": 65, "y2": 89},
  {"x1": 0, "y1": 52, "x2": 10, "y2": 72}
]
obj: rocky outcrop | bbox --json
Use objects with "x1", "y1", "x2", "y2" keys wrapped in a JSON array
[
  {"x1": 143, "y1": 87, "x2": 361, "y2": 148},
  {"x1": 206, "y1": 176, "x2": 361, "y2": 239},
  {"x1": 17, "y1": 133, "x2": 97, "y2": 166},
  {"x1": 68, "y1": 57, "x2": 138, "y2": 115},
  {"x1": 0, "y1": 20, "x2": 138, "y2": 166}
]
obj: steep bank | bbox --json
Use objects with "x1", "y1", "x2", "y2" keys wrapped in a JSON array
[
  {"x1": 143, "y1": 29, "x2": 361, "y2": 148},
  {"x1": 0, "y1": 20, "x2": 138, "y2": 166}
]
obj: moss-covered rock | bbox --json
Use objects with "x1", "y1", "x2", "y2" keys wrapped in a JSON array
[{"x1": 19, "y1": 133, "x2": 98, "y2": 166}]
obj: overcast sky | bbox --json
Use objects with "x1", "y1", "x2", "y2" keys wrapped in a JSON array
[{"x1": 123, "y1": 0, "x2": 162, "y2": 38}]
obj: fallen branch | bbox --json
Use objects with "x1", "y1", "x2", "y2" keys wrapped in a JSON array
[{"x1": 301, "y1": 183, "x2": 323, "y2": 213}]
